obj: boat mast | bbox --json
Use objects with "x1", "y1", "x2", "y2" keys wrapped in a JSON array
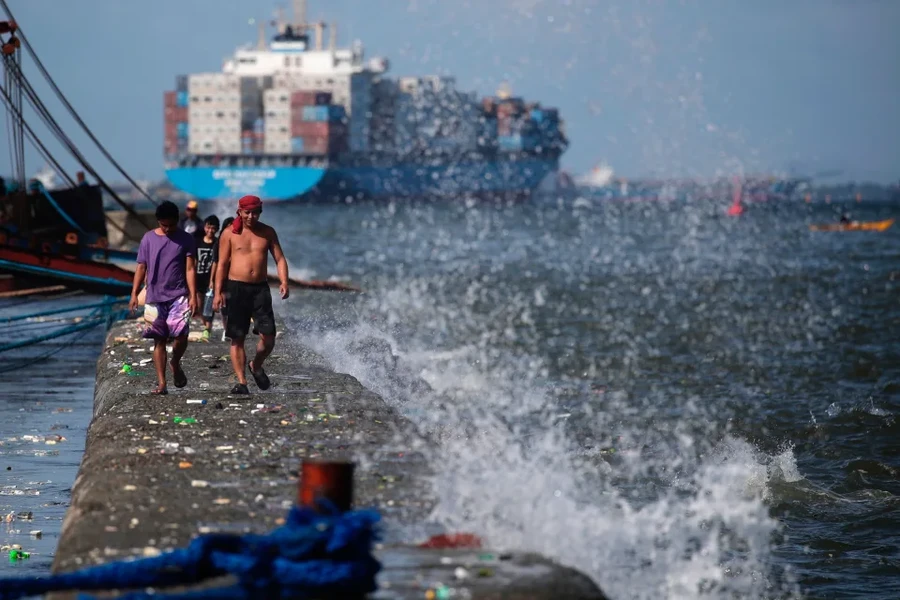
[{"x1": 0, "y1": 19, "x2": 25, "y2": 189}]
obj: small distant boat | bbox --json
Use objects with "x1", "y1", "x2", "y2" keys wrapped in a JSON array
[{"x1": 809, "y1": 218, "x2": 895, "y2": 232}]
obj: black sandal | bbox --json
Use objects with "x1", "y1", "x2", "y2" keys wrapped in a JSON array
[
  {"x1": 172, "y1": 363, "x2": 188, "y2": 388},
  {"x1": 150, "y1": 386, "x2": 168, "y2": 396},
  {"x1": 248, "y1": 361, "x2": 271, "y2": 391},
  {"x1": 230, "y1": 383, "x2": 250, "y2": 395}
]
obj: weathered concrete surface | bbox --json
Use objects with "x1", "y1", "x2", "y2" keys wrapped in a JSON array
[{"x1": 49, "y1": 317, "x2": 608, "y2": 599}]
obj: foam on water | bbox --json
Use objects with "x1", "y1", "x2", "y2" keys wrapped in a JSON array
[{"x1": 291, "y1": 273, "x2": 803, "y2": 599}]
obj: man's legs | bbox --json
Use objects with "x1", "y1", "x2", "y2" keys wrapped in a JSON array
[
  {"x1": 250, "y1": 333, "x2": 275, "y2": 372},
  {"x1": 152, "y1": 339, "x2": 167, "y2": 393},
  {"x1": 230, "y1": 336, "x2": 249, "y2": 386},
  {"x1": 170, "y1": 333, "x2": 188, "y2": 387}
]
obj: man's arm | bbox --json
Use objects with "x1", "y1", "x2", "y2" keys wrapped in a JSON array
[
  {"x1": 186, "y1": 255, "x2": 198, "y2": 315},
  {"x1": 213, "y1": 231, "x2": 232, "y2": 310},
  {"x1": 269, "y1": 228, "x2": 290, "y2": 299},
  {"x1": 129, "y1": 263, "x2": 147, "y2": 312}
]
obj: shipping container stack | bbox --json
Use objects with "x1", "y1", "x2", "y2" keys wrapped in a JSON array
[
  {"x1": 393, "y1": 77, "x2": 479, "y2": 155},
  {"x1": 163, "y1": 85, "x2": 189, "y2": 159},
  {"x1": 495, "y1": 97, "x2": 549, "y2": 152},
  {"x1": 288, "y1": 90, "x2": 348, "y2": 156},
  {"x1": 368, "y1": 78, "x2": 398, "y2": 154},
  {"x1": 241, "y1": 117, "x2": 265, "y2": 155},
  {"x1": 347, "y1": 72, "x2": 373, "y2": 153},
  {"x1": 186, "y1": 73, "x2": 243, "y2": 155},
  {"x1": 263, "y1": 88, "x2": 291, "y2": 154}
]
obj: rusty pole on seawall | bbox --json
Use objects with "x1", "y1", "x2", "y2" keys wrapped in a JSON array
[{"x1": 298, "y1": 459, "x2": 355, "y2": 513}]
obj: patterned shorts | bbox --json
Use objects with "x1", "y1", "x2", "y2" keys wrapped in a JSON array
[{"x1": 142, "y1": 295, "x2": 191, "y2": 340}]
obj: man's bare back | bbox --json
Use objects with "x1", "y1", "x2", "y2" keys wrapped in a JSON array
[{"x1": 222, "y1": 223, "x2": 276, "y2": 283}]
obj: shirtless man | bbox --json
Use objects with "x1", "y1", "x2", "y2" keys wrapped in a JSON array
[{"x1": 213, "y1": 195, "x2": 289, "y2": 394}]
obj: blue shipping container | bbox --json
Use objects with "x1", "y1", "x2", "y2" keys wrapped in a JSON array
[
  {"x1": 529, "y1": 109, "x2": 544, "y2": 123},
  {"x1": 253, "y1": 117, "x2": 265, "y2": 132},
  {"x1": 302, "y1": 106, "x2": 329, "y2": 122},
  {"x1": 329, "y1": 105, "x2": 346, "y2": 121},
  {"x1": 290, "y1": 137, "x2": 304, "y2": 153},
  {"x1": 498, "y1": 134, "x2": 538, "y2": 151},
  {"x1": 176, "y1": 91, "x2": 189, "y2": 107},
  {"x1": 176, "y1": 122, "x2": 189, "y2": 138},
  {"x1": 175, "y1": 75, "x2": 188, "y2": 92}
]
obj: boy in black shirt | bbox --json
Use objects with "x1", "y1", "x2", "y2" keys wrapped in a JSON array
[{"x1": 195, "y1": 215, "x2": 219, "y2": 341}]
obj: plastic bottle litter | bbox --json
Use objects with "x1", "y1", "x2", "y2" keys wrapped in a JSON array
[
  {"x1": 9, "y1": 549, "x2": 30, "y2": 560},
  {"x1": 173, "y1": 417, "x2": 197, "y2": 425},
  {"x1": 202, "y1": 289, "x2": 215, "y2": 319},
  {"x1": 186, "y1": 399, "x2": 207, "y2": 405}
]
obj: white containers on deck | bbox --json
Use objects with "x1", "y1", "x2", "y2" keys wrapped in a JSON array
[{"x1": 187, "y1": 73, "x2": 266, "y2": 155}]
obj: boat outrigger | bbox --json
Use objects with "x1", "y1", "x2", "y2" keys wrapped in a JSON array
[{"x1": 809, "y1": 218, "x2": 895, "y2": 233}]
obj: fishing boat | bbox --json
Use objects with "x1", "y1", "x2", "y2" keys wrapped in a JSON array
[
  {"x1": 808, "y1": 218, "x2": 895, "y2": 232},
  {"x1": 0, "y1": 13, "x2": 156, "y2": 295}
]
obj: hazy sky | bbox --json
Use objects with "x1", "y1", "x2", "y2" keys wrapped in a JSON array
[{"x1": 1, "y1": 0, "x2": 898, "y2": 184}]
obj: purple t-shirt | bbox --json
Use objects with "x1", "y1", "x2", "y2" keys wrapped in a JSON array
[{"x1": 137, "y1": 229, "x2": 196, "y2": 304}]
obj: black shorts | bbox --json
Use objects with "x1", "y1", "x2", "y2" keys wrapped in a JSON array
[
  {"x1": 224, "y1": 280, "x2": 276, "y2": 339},
  {"x1": 195, "y1": 274, "x2": 211, "y2": 294}
]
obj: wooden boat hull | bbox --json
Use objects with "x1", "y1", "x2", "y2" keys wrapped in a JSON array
[
  {"x1": 0, "y1": 245, "x2": 133, "y2": 296},
  {"x1": 809, "y1": 218, "x2": 894, "y2": 232}
]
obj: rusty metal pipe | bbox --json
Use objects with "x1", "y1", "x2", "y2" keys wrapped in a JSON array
[{"x1": 298, "y1": 459, "x2": 355, "y2": 513}]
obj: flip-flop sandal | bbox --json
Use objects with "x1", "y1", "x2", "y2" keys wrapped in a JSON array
[
  {"x1": 172, "y1": 364, "x2": 188, "y2": 388},
  {"x1": 150, "y1": 387, "x2": 168, "y2": 396},
  {"x1": 248, "y1": 361, "x2": 271, "y2": 391},
  {"x1": 230, "y1": 383, "x2": 250, "y2": 395}
]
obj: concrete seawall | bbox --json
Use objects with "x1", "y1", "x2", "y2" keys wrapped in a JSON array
[{"x1": 49, "y1": 317, "x2": 608, "y2": 599}]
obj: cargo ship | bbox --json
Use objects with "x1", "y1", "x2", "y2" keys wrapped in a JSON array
[{"x1": 163, "y1": 1, "x2": 567, "y2": 203}]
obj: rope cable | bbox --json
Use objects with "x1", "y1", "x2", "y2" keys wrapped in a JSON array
[{"x1": 0, "y1": 0, "x2": 158, "y2": 206}]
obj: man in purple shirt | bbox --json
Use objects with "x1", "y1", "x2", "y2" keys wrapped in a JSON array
[{"x1": 129, "y1": 201, "x2": 198, "y2": 395}]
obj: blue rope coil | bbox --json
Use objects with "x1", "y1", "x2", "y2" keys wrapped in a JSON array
[{"x1": 0, "y1": 505, "x2": 381, "y2": 600}]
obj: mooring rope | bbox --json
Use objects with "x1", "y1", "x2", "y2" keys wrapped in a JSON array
[
  {"x1": 0, "y1": 296, "x2": 128, "y2": 372},
  {"x1": 0, "y1": 504, "x2": 381, "y2": 600}
]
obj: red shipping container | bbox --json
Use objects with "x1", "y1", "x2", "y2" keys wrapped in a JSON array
[
  {"x1": 164, "y1": 91, "x2": 177, "y2": 107},
  {"x1": 290, "y1": 91, "x2": 317, "y2": 107},
  {"x1": 165, "y1": 106, "x2": 188, "y2": 122},
  {"x1": 164, "y1": 123, "x2": 178, "y2": 139},
  {"x1": 300, "y1": 136, "x2": 329, "y2": 154},
  {"x1": 290, "y1": 121, "x2": 331, "y2": 137}
]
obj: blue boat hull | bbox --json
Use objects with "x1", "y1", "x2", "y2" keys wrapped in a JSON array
[{"x1": 165, "y1": 157, "x2": 557, "y2": 202}]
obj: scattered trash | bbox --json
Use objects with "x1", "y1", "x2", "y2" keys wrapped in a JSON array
[
  {"x1": 191, "y1": 480, "x2": 209, "y2": 488},
  {"x1": 173, "y1": 417, "x2": 197, "y2": 425},
  {"x1": 199, "y1": 383, "x2": 210, "y2": 390},
  {"x1": 123, "y1": 485, "x2": 137, "y2": 491},
  {"x1": 178, "y1": 462, "x2": 193, "y2": 469},
  {"x1": 29, "y1": 530, "x2": 42, "y2": 539},
  {"x1": 213, "y1": 498, "x2": 231, "y2": 505},
  {"x1": 8, "y1": 549, "x2": 30, "y2": 561}
]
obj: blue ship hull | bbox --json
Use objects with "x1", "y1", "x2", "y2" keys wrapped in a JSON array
[{"x1": 165, "y1": 157, "x2": 557, "y2": 202}]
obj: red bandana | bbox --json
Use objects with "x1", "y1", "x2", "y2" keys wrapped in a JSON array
[{"x1": 232, "y1": 195, "x2": 262, "y2": 233}]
